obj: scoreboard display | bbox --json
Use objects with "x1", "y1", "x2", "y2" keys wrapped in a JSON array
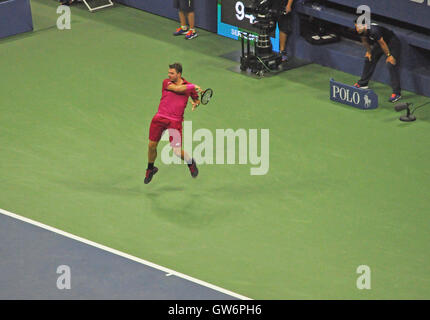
[
  {"x1": 220, "y1": 0, "x2": 259, "y2": 32},
  {"x1": 327, "y1": 0, "x2": 430, "y2": 30},
  {"x1": 217, "y1": 0, "x2": 280, "y2": 52}
]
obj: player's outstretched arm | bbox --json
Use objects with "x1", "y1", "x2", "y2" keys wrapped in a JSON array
[
  {"x1": 167, "y1": 84, "x2": 189, "y2": 93},
  {"x1": 167, "y1": 83, "x2": 202, "y2": 94}
]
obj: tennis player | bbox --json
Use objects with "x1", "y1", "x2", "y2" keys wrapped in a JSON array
[{"x1": 145, "y1": 63, "x2": 202, "y2": 184}]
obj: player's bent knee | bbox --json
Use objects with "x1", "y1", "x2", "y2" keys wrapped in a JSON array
[
  {"x1": 148, "y1": 140, "x2": 158, "y2": 150},
  {"x1": 172, "y1": 147, "x2": 182, "y2": 157}
]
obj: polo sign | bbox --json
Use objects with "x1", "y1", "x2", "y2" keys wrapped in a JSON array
[{"x1": 330, "y1": 78, "x2": 378, "y2": 110}]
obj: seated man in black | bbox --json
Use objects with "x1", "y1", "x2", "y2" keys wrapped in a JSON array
[{"x1": 354, "y1": 18, "x2": 402, "y2": 103}]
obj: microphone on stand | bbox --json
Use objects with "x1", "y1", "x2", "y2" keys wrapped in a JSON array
[
  {"x1": 394, "y1": 103, "x2": 410, "y2": 112},
  {"x1": 394, "y1": 102, "x2": 416, "y2": 122}
]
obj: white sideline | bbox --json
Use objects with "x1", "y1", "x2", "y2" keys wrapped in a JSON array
[{"x1": 0, "y1": 207, "x2": 251, "y2": 300}]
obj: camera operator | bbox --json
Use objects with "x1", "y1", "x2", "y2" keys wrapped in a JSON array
[{"x1": 274, "y1": 0, "x2": 295, "y2": 62}]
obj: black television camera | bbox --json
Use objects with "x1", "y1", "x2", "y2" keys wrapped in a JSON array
[
  {"x1": 240, "y1": 0, "x2": 283, "y2": 75},
  {"x1": 244, "y1": 0, "x2": 279, "y2": 32}
]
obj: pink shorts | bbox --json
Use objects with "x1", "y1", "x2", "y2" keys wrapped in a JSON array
[{"x1": 149, "y1": 114, "x2": 183, "y2": 148}]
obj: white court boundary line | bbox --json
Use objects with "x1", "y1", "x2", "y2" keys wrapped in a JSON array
[{"x1": 0, "y1": 208, "x2": 251, "y2": 300}]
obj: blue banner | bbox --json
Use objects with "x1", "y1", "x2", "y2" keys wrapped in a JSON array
[{"x1": 330, "y1": 79, "x2": 378, "y2": 110}]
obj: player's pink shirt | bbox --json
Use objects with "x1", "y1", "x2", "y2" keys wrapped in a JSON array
[{"x1": 156, "y1": 78, "x2": 199, "y2": 122}]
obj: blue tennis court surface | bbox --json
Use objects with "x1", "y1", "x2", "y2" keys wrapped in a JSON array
[{"x1": 0, "y1": 211, "x2": 244, "y2": 300}]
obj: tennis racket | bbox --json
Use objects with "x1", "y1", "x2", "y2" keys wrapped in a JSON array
[{"x1": 200, "y1": 88, "x2": 213, "y2": 105}]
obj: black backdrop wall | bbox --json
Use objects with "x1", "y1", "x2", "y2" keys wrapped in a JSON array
[{"x1": 114, "y1": 0, "x2": 218, "y2": 33}]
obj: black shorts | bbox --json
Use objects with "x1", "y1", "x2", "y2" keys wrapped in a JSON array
[
  {"x1": 277, "y1": 12, "x2": 293, "y2": 34},
  {"x1": 173, "y1": 0, "x2": 194, "y2": 12}
]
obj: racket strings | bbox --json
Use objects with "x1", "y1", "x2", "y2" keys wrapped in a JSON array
[{"x1": 201, "y1": 89, "x2": 213, "y2": 105}]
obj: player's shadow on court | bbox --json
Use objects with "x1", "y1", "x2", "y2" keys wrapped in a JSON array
[
  {"x1": 144, "y1": 188, "x2": 221, "y2": 229},
  {"x1": 144, "y1": 182, "x2": 254, "y2": 229},
  {"x1": 56, "y1": 173, "x2": 231, "y2": 229}
]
